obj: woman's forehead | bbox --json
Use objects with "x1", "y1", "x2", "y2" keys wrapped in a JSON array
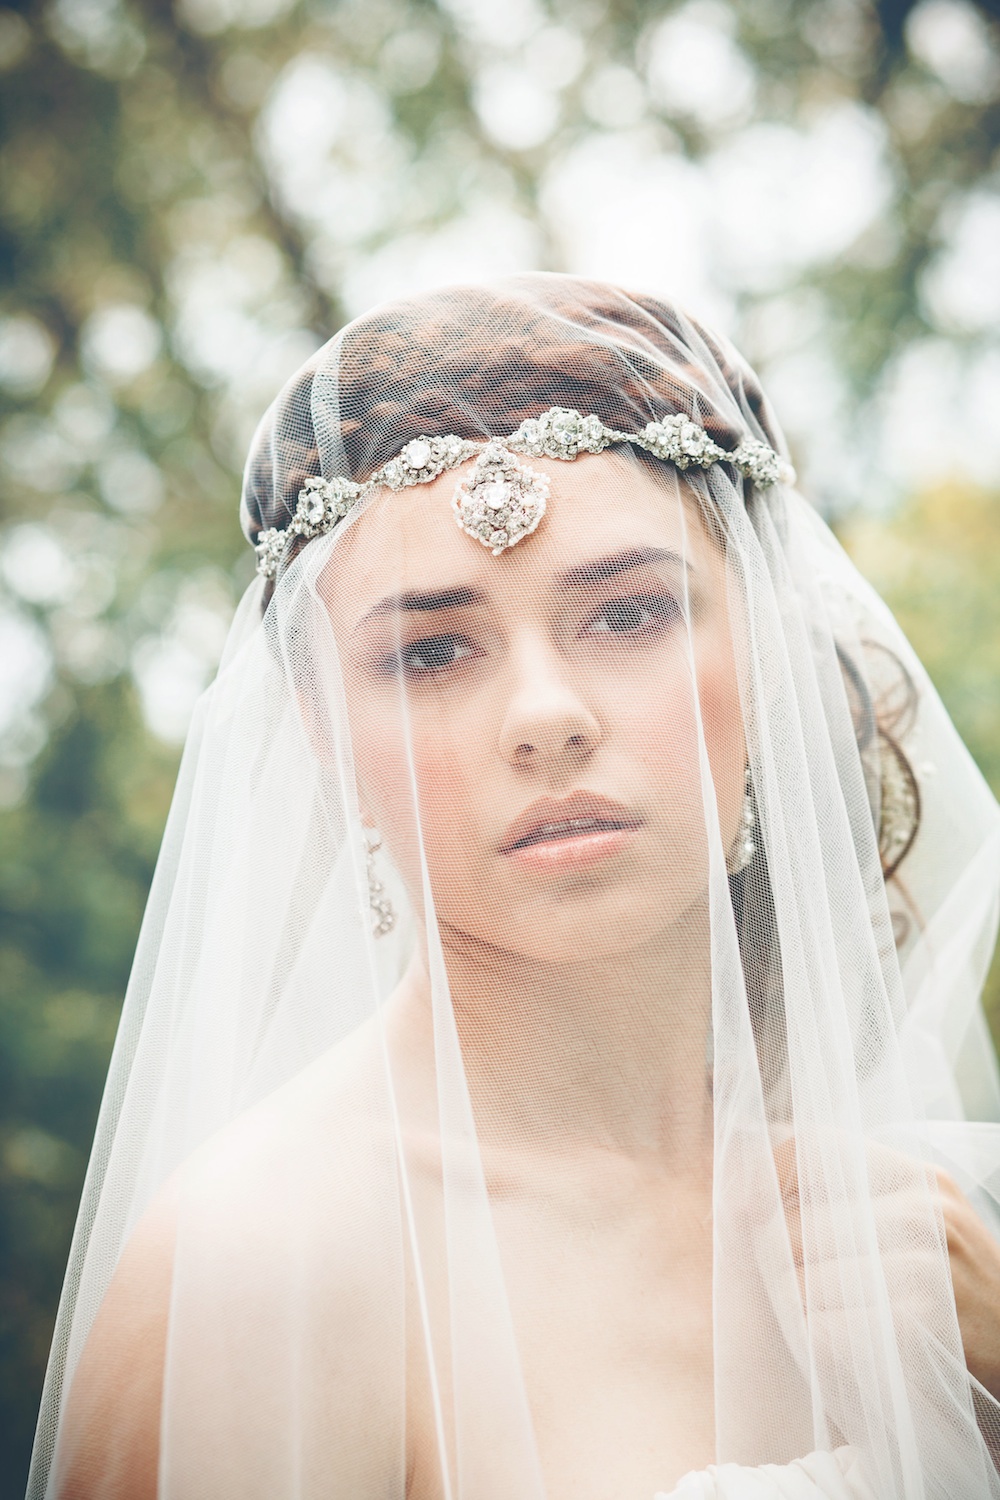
[{"x1": 323, "y1": 453, "x2": 718, "y2": 626}]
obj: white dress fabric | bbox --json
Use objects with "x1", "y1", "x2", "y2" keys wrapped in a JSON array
[
  {"x1": 662, "y1": 1445, "x2": 874, "y2": 1498},
  {"x1": 27, "y1": 275, "x2": 1000, "y2": 1500}
]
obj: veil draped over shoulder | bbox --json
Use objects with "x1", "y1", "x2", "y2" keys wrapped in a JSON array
[{"x1": 28, "y1": 275, "x2": 1000, "y2": 1500}]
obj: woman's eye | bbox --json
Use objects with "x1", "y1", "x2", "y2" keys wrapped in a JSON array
[
  {"x1": 384, "y1": 633, "x2": 478, "y2": 676},
  {"x1": 584, "y1": 592, "x2": 681, "y2": 637}
]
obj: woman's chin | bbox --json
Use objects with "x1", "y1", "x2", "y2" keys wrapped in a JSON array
[{"x1": 445, "y1": 891, "x2": 693, "y2": 966}]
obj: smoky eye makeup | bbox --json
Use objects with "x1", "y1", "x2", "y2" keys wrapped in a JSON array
[
  {"x1": 578, "y1": 588, "x2": 685, "y2": 640},
  {"x1": 351, "y1": 583, "x2": 492, "y2": 681},
  {"x1": 353, "y1": 602, "x2": 492, "y2": 681},
  {"x1": 565, "y1": 555, "x2": 695, "y2": 646},
  {"x1": 367, "y1": 584, "x2": 687, "y2": 679},
  {"x1": 351, "y1": 544, "x2": 699, "y2": 680},
  {"x1": 557, "y1": 546, "x2": 696, "y2": 634},
  {"x1": 372, "y1": 630, "x2": 485, "y2": 679}
]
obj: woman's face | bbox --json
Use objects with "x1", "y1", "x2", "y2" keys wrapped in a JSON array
[{"x1": 323, "y1": 452, "x2": 746, "y2": 963}]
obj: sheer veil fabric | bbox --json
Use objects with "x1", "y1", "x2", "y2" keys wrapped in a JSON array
[{"x1": 28, "y1": 276, "x2": 1000, "y2": 1500}]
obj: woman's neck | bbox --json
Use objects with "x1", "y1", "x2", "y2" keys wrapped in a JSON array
[{"x1": 398, "y1": 902, "x2": 714, "y2": 1170}]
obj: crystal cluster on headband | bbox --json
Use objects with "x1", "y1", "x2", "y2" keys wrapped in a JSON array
[
  {"x1": 254, "y1": 406, "x2": 795, "y2": 579},
  {"x1": 452, "y1": 440, "x2": 551, "y2": 555}
]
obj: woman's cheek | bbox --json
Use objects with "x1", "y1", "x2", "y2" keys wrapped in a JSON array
[
  {"x1": 612, "y1": 669, "x2": 701, "y2": 785},
  {"x1": 694, "y1": 631, "x2": 746, "y2": 842},
  {"x1": 350, "y1": 694, "x2": 483, "y2": 908},
  {"x1": 612, "y1": 634, "x2": 744, "y2": 848},
  {"x1": 351, "y1": 710, "x2": 426, "y2": 886},
  {"x1": 411, "y1": 734, "x2": 482, "y2": 862}
]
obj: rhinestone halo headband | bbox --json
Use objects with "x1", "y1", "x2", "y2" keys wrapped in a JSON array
[{"x1": 254, "y1": 406, "x2": 795, "y2": 579}]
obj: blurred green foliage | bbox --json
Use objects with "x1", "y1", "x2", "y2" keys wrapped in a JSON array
[
  {"x1": 841, "y1": 481, "x2": 1000, "y2": 1032},
  {"x1": 1, "y1": 0, "x2": 1000, "y2": 1491},
  {"x1": 844, "y1": 484, "x2": 1000, "y2": 796}
]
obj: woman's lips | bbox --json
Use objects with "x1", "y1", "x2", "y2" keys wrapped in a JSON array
[{"x1": 498, "y1": 795, "x2": 643, "y2": 871}]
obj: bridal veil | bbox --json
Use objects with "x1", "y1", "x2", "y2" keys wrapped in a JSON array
[{"x1": 28, "y1": 274, "x2": 1000, "y2": 1500}]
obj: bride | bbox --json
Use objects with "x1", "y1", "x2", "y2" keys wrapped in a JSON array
[{"x1": 28, "y1": 275, "x2": 1000, "y2": 1499}]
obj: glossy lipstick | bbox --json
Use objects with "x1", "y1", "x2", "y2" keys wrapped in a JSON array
[{"x1": 498, "y1": 793, "x2": 643, "y2": 872}]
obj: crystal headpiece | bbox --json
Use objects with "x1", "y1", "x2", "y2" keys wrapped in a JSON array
[{"x1": 254, "y1": 407, "x2": 795, "y2": 579}]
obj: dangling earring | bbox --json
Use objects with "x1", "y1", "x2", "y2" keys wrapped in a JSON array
[
  {"x1": 726, "y1": 766, "x2": 756, "y2": 875},
  {"x1": 364, "y1": 832, "x2": 396, "y2": 937}
]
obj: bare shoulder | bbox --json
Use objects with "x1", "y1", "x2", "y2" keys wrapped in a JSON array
[
  {"x1": 53, "y1": 1019, "x2": 403, "y2": 1500},
  {"x1": 52, "y1": 1174, "x2": 178, "y2": 1500}
]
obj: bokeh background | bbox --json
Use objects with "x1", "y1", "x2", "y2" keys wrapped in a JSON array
[{"x1": 2, "y1": 0, "x2": 1000, "y2": 1488}]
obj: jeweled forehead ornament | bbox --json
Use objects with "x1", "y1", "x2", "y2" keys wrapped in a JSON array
[{"x1": 253, "y1": 407, "x2": 795, "y2": 578}]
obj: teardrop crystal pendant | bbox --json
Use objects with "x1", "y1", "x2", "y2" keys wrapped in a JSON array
[{"x1": 452, "y1": 441, "x2": 550, "y2": 555}]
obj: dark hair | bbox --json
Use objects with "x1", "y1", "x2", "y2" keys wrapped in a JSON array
[
  {"x1": 729, "y1": 635, "x2": 922, "y2": 1093},
  {"x1": 241, "y1": 275, "x2": 785, "y2": 551}
]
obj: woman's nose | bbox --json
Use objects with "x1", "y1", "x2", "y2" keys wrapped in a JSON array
[{"x1": 497, "y1": 638, "x2": 602, "y2": 770}]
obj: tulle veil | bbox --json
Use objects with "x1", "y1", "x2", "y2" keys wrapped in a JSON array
[{"x1": 28, "y1": 275, "x2": 1000, "y2": 1500}]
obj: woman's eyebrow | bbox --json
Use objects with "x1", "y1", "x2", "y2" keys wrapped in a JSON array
[
  {"x1": 360, "y1": 584, "x2": 488, "y2": 624},
  {"x1": 357, "y1": 547, "x2": 686, "y2": 626},
  {"x1": 557, "y1": 546, "x2": 689, "y2": 588}
]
